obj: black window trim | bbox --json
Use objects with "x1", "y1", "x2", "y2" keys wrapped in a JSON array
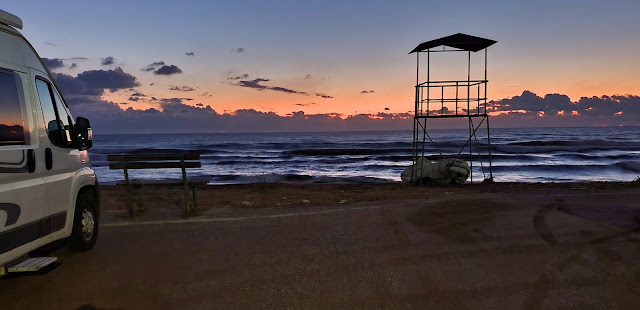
[{"x1": 35, "y1": 76, "x2": 73, "y2": 149}]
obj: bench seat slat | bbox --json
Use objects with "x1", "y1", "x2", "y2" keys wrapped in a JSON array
[
  {"x1": 107, "y1": 154, "x2": 200, "y2": 162},
  {"x1": 109, "y1": 162, "x2": 201, "y2": 169}
]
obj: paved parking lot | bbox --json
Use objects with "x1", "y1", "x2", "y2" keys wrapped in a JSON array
[{"x1": 1, "y1": 190, "x2": 640, "y2": 309}]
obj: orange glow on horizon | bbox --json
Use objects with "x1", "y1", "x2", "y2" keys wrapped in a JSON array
[{"x1": 101, "y1": 77, "x2": 639, "y2": 118}]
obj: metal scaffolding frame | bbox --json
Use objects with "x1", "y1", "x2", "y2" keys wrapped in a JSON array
[{"x1": 409, "y1": 34, "x2": 497, "y2": 184}]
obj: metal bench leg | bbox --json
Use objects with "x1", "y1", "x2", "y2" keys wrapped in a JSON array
[
  {"x1": 136, "y1": 187, "x2": 144, "y2": 211},
  {"x1": 181, "y1": 155, "x2": 191, "y2": 215},
  {"x1": 123, "y1": 160, "x2": 134, "y2": 216},
  {"x1": 192, "y1": 186, "x2": 197, "y2": 210}
]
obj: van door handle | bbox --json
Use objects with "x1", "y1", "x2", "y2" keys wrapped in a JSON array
[
  {"x1": 27, "y1": 149, "x2": 36, "y2": 173},
  {"x1": 45, "y1": 148, "x2": 53, "y2": 170}
]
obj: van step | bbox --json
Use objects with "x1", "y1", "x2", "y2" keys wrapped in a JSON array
[{"x1": 6, "y1": 257, "x2": 58, "y2": 273}]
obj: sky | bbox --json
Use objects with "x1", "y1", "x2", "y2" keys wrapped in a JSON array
[{"x1": 3, "y1": 0, "x2": 640, "y2": 133}]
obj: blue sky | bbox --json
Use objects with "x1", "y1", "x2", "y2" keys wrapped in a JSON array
[{"x1": 3, "y1": 1, "x2": 640, "y2": 132}]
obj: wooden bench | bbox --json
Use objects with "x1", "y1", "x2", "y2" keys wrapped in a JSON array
[{"x1": 107, "y1": 153, "x2": 205, "y2": 216}]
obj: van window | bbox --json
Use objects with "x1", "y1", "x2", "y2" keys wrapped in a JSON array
[
  {"x1": 52, "y1": 88, "x2": 74, "y2": 147},
  {"x1": 36, "y1": 78, "x2": 72, "y2": 148},
  {"x1": 0, "y1": 70, "x2": 26, "y2": 146}
]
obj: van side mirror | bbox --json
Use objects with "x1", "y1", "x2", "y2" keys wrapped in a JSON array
[{"x1": 75, "y1": 117, "x2": 93, "y2": 151}]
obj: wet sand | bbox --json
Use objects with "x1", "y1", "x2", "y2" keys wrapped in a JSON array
[{"x1": 1, "y1": 182, "x2": 640, "y2": 309}]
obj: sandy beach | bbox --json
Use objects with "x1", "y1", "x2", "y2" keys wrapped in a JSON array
[
  {"x1": 99, "y1": 181, "x2": 640, "y2": 213},
  {"x1": 2, "y1": 181, "x2": 640, "y2": 309}
]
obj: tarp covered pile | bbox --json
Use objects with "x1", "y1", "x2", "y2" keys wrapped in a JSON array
[{"x1": 401, "y1": 157, "x2": 470, "y2": 185}]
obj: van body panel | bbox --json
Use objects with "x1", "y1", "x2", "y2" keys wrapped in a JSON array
[
  {"x1": 48, "y1": 168, "x2": 97, "y2": 241},
  {"x1": 0, "y1": 25, "x2": 47, "y2": 74},
  {"x1": 0, "y1": 12, "x2": 98, "y2": 268},
  {"x1": 29, "y1": 69, "x2": 87, "y2": 234},
  {"x1": 0, "y1": 64, "x2": 49, "y2": 262}
]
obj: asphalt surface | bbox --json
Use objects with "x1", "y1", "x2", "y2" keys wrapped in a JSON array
[{"x1": 1, "y1": 190, "x2": 640, "y2": 309}]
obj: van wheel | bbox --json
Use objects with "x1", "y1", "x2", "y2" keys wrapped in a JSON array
[{"x1": 68, "y1": 190, "x2": 99, "y2": 251}]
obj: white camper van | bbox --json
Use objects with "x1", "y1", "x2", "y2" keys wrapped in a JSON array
[{"x1": 0, "y1": 9, "x2": 98, "y2": 276}]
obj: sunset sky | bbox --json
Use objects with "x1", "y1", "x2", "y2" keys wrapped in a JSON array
[{"x1": 4, "y1": 1, "x2": 640, "y2": 132}]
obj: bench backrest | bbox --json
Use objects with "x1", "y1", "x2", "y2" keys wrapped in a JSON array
[{"x1": 107, "y1": 153, "x2": 201, "y2": 170}]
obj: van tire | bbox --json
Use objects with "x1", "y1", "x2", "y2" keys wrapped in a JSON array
[{"x1": 68, "y1": 190, "x2": 99, "y2": 251}]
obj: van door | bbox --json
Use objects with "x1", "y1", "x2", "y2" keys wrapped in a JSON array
[
  {"x1": 0, "y1": 67, "x2": 49, "y2": 259},
  {"x1": 32, "y1": 74, "x2": 84, "y2": 235}
]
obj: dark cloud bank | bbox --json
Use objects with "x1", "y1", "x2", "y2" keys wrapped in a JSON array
[
  {"x1": 484, "y1": 91, "x2": 640, "y2": 127},
  {"x1": 41, "y1": 58, "x2": 65, "y2": 70},
  {"x1": 100, "y1": 56, "x2": 116, "y2": 66},
  {"x1": 234, "y1": 78, "x2": 308, "y2": 95},
  {"x1": 154, "y1": 65, "x2": 182, "y2": 75},
  {"x1": 52, "y1": 67, "x2": 640, "y2": 133},
  {"x1": 140, "y1": 62, "x2": 182, "y2": 75}
]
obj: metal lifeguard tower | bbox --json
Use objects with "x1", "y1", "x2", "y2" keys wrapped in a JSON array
[{"x1": 409, "y1": 33, "x2": 497, "y2": 184}]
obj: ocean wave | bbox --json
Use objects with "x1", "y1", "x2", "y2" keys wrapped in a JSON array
[
  {"x1": 618, "y1": 161, "x2": 640, "y2": 173},
  {"x1": 491, "y1": 161, "x2": 640, "y2": 173},
  {"x1": 557, "y1": 153, "x2": 639, "y2": 161},
  {"x1": 208, "y1": 173, "x2": 395, "y2": 184},
  {"x1": 284, "y1": 148, "x2": 411, "y2": 156},
  {"x1": 493, "y1": 139, "x2": 640, "y2": 154},
  {"x1": 90, "y1": 147, "x2": 223, "y2": 155}
]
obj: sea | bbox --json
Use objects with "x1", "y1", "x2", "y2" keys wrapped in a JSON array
[{"x1": 89, "y1": 126, "x2": 640, "y2": 184}]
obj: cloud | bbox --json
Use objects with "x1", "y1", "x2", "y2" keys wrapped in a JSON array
[
  {"x1": 271, "y1": 86, "x2": 307, "y2": 95},
  {"x1": 169, "y1": 86, "x2": 195, "y2": 92},
  {"x1": 63, "y1": 91, "x2": 640, "y2": 135},
  {"x1": 186, "y1": 52, "x2": 195, "y2": 56},
  {"x1": 100, "y1": 56, "x2": 116, "y2": 66},
  {"x1": 315, "y1": 93, "x2": 333, "y2": 99},
  {"x1": 428, "y1": 106, "x2": 452, "y2": 116},
  {"x1": 128, "y1": 92, "x2": 146, "y2": 102},
  {"x1": 71, "y1": 57, "x2": 88, "y2": 60},
  {"x1": 141, "y1": 61, "x2": 166, "y2": 72},
  {"x1": 51, "y1": 73, "x2": 640, "y2": 134},
  {"x1": 154, "y1": 65, "x2": 183, "y2": 75},
  {"x1": 77, "y1": 102, "x2": 416, "y2": 134},
  {"x1": 233, "y1": 48, "x2": 245, "y2": 53},
  {"x1": 41, "y1": 58, "x2": 65, "y2": 70},
  {"x1": 384, "y1": 107, "x2": 390, "y2": 111},
  {"x1": 76, "y1": 67, "x2": 140, "y2": 92},
  {"x1": 201, "y1": 92, "x2": 213, "y2": 97},
  {"x1": 304, "y1": 74, "x2": 312, "y2": 79},
  {"x1": 296, "y1": 103, "x2": 317, "y2": 106},
  {"x1": 361, "y1": 90, "x2": 375, "y2": 94},
  {"x1": 53, "y1": 67, "x2": 141, "y2": 107},
  {"x1": 44, "y1": 42, "x2": 57, "y2": 46},
  {"x1": 69, "y1": 63, "x2": 78, "y2": 69},
  {"x1": 236, "y1": 78, "x2": 269, "y2": 90},
  {"x1": 488, "y1": 90, "x2": 640, "y2": 117},
  {"x1": 227, "y1": 73, "x2": 249, "y2": 80},
  {"x1": 158, "y1": 98, "x2": 193, "y2": 106},
  {"x1": 234, "y1": 78, "x2": 308, "y2": 95}
]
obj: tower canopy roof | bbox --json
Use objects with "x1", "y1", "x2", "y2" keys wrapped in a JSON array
[{"x1": 409, "y1": 33, "x2": 496, "y2": 53}]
